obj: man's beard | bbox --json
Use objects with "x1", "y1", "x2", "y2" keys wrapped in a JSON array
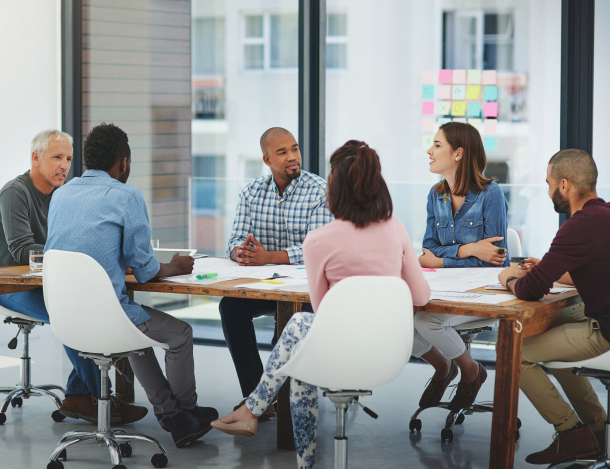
[
  {"x1": 285, "y1": 168, "x2": 301, "y2": 180},
  {"x1": 552, "y1": 187, "x2": 570, "y2": 214}
]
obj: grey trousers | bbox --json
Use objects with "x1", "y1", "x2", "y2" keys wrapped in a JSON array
[{"x1": 129, "y1": 306, "x2": 198, "y2": 424}]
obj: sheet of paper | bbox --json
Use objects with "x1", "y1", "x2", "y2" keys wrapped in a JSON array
[
  {"x1": 438, "y1": 69, "x2": 452, "y2": 83},
  {"x1": 422, "y1": 102, "x2": 434, "y2": 115},
  {"x1": 437, "y1": 85, "x2": 451, "y2": 99},
  {"x1": 452, "y1": 69, "x2": 466, "y2": 84},
  {"x1": 431, "y1": 291, "x2": 517, "y2": 304},
  {"x1": 162, "y1": 274, "x2": 237, "y2": 284},
  {"x1": 452, "y1": 85, "x2": 466, "y2": 99},
  {"x1": 422, "y1": 85, "x2": 435, "y2": 99},
  {"x1": 486, "y1": 283, "x2": 576, "y2": 294},
  {"x1": 437, "y1": 101, "x2": 451, "y2": 115},
  {"x1": 465, "y1": 85, "x2": 481, "y2": 99},
  {"x1": 467, "y1": 69, "x2": 482, "y2": 84},
  {"x1": 484, "y1": 137, "x2": 497, "y2": 152},
  {"x1": 22, "y1": 271, "x2": 43, "y2": 278},
  {"x1": 483, "y1": 86, "x2": 498, "y2": 101},
  {"x1": 467, "y1": 102, "x2": 481, "y2": 117},
  {"x1": 423, "y1": 268, "x2": 503, "y2": 292},
  {"x1": 483, "y1": 102, "x2": 498, "y2": 117},
  {"x1": 451, "y1": 101, "x2": 466, "y2": 116}
]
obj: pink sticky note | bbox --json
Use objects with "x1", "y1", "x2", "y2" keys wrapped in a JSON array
[
  {"x1": 422, "y1": 70, "x2": 434, "y2": 84},
  {"x1": 484, "y1": 119, "x2": 497, "y2": 134},
  {"x1": 422, "y1": 102, "x2": 435, "y2": 115},
  {"x1": 438, "y1": 69, "x2": 452, "y2": 83},
  {"x1": 452, "y1": 69, "x2": 466, "y2": 84},
  {"x1": 482, "y1": 70, "x2": 497, "y2": 85},
  {"x1": 437, "y1": 85, "x2": 451, "y2": 99},
  {"x1": 421, "y1": 118, "x2": 435, "y2": 132},
  {"x1": 483, "y1": 102, "x2": 498, "y2": 117}
]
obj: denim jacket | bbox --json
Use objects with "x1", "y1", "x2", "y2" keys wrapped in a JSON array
[{"x1": 422, "y1": 181, "x2": 509, "y2": 268}]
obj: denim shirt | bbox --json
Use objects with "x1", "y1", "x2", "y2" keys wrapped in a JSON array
[{"x1": 422, "y1": 181, "x2": 509, "y2": 268}]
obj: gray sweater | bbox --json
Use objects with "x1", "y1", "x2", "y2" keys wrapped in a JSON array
[{"x1": 0, "y1": 171, "x2": 52, "y2": 266}]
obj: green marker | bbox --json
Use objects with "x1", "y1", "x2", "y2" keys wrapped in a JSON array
[{"x1": 196, "y1": 273, "x2": 218, "y2": 280}]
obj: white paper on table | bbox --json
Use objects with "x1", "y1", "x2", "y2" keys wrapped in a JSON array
[
  {"x1": 161, "y1": 274, "x2": 237, "y2": 285},
  {"x1": 22, "y1": 271, "x2": 43, "y2": 278},
  {"x1": 423, "y1": 268, "x2": 503, "y2": 292},
  {"x1": 486, "y1": 283, "x2": 576, "y2": 294},
  {"x1": 185, "y1": 258, "x2": 307, "y2": 280},
  {"x1": 486, "y1": 283, "x2": 508, "y2": 291},
  {"x1": 430, "y1": 291, "x2": 517, "y2": 304}
]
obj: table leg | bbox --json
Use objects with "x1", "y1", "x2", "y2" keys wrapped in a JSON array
[
  {"x1": 276, "y1": 301, "x2": 302, "y2": 451},
  {"x1": 489, "y1": 318, "x2": 524, "y2": 469},
  {"x1": 116, "y1": 291, "x2": 136, "y2": 403}
]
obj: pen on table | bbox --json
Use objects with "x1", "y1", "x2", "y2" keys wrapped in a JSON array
[
  {"x1": 261, "y1": 279, "x2": 285, "y2": 284},
  {"x1": 196, "y1": 273, "x2": 218, "y2": 280}
]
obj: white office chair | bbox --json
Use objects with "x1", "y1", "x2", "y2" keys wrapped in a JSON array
[
  {"x1": 544, "y1": 350, "x2": 610, "y2": 469},
  {"x1": 276, "y1": 276, "x2": 414, "y2": 469},
  {"x1": 0, "y1": 305, "x2": 65, "y2": 424},
  {"x1": 43, "y1": 250, "x2": 169, "y2": 469},
  {"x1": 409, "y1": 229, "x2": 524, "y2": 443}
]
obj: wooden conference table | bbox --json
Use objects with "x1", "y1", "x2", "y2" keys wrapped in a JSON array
[{"x1": 0, "y1": 265, "x2": 583, "y2": 469}]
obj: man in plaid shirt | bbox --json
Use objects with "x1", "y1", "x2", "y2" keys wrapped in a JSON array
[{"x1": 221, "y1": 127, "x2": 333, "y2": 415}]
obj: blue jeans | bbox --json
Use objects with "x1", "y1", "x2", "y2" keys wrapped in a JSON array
[{"x1": 0, "y1": 288, "x2": 108, "y2": 397}]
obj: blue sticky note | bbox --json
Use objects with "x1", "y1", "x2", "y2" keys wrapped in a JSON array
[
  {"x1": 484, "y1": 137, "x2": 497, "y2": 152},
  {"x1": 483, "y1": 86, "x2": 498, "y2": 101},
  {"x1": 422, "y1": 85, "x2": 435, "y2": 100},
  {"x1": 467, "y1": 102, "x2": 481, "y2": 117},
  {"x1": 438, "y1": 117, "x2": 452, "y2": 127}
]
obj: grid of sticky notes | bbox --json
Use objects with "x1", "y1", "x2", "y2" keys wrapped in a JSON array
[{"x1": 421, "y1": 69, "x2": 498, "y2": 152}]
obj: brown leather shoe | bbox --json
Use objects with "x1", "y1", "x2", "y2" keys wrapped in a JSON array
[
  {"x1": 447, "y1": 362, "x2": 487, "y2": 411},
  {"x1": 59, "y1": 395, "x2": 121, "y2": 424},
  {"x1": 110, "y1": 396, "x2": 148, "y2": 424},
  {"x1": 419, "y1": 361, "x2": 458, "y2": 409},
  {"x1": 525, "y1": 424, "x2": 600, "y2": 465}
]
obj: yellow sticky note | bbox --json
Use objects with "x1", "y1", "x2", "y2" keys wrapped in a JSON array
[
  {"x1": 466, "y1": 86, "x2": 481, "y2": 100},
  {"x1": 451, "y1": 101, "x2": 466, "y2": 116}
]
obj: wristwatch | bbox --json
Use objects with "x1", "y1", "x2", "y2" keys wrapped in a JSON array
[{"x1": 505, "y1": 276, "x2": 519, "y2": 288}]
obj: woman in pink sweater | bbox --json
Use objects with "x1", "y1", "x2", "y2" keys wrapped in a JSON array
[{"x1": 211, "y1": 140, "x2": 430, "y2": 468}]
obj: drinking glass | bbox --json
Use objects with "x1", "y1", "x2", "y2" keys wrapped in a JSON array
[
  {"x1": 151, "y1": 239, "x2": 160, "y2": 249},
  {"x1": 29, "y1": 250, "x2": 44, "y2": 271}
]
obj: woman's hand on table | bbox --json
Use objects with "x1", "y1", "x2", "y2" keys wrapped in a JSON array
[
  {"x1": 461, "y1": 236, "x2": 506, "y2": 265},
  {"x1": 419, "y1": 248, "x2": 444, "y2": 269}
]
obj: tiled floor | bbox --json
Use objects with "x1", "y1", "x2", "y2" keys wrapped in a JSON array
[{"x1": 0, "y1": 323, "x2": 605, "y2": 468}]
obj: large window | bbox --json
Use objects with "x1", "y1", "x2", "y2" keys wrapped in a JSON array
[{"x1": 594, "y1": 0, "x2": 610, "y2": 200}]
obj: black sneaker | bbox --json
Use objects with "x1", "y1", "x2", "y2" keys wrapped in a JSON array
[
  {"x1": 161, "y1": 405, "x2": 218, "y2": 432},
  {"x1": 165, "y1": 409, "x2": 213, "y2": 448}
]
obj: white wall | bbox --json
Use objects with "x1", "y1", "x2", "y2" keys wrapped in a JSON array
[{"x1": 0, "y1": 1, "x2": 61, "y2": 186}]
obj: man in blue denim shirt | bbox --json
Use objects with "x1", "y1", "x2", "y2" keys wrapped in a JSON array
[{"x1": 46, "y1": 123, "x2": 218, "y2": 448}]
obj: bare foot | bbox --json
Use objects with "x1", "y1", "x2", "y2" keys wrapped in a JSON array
[{"x1": 219, "y1": 403, "x2": 257, "y2": 424}]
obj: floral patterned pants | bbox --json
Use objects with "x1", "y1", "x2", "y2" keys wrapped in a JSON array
[{"x1": 245, "y1": 312, "x2": 318, "y2": 468}]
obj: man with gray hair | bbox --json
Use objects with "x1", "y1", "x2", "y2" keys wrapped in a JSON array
[
  {"x1": 0, "y1": 130, "x2": 147, "y2": 425},
  {"x1": 499, "y1": 149, "x2": 610, "y2": 465}
]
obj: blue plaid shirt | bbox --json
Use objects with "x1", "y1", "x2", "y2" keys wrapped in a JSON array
[{"x1": 227, "y1": 171, "x2": 333, "y2": 264}]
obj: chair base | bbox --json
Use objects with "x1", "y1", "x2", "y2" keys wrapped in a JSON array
[
  {"x1": 47, "y1": 428, "x2": 168, "y2": 469},
  {"x1": 548, "y1": 459, "x2": 609, "y2": 468}
]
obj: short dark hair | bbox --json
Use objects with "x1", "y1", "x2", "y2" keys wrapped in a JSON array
[
  {"x1": 83, "y1": 123, "x2": 131, "y2": 171},
  {"x1": 327, "y1": 140, "x2": 393, "y2": 228},
  {"x1": 434, "y1": 122, "x2": 492, "y2": 197},
  {"x1": 260, "y1": 127, "x2": 292, "y2": 154},
  {"x1": 548, "y1": 149, "x2": 597, "y2": 195}
]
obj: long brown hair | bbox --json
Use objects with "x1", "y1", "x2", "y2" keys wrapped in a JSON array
[
  {"x1": 327, "y1": 140, "x2": 392, "y2": 228},
  {"x1": 434, "y1": 122, "x2": 492, "y2": 197}
]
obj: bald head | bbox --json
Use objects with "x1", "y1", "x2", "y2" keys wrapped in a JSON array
[
  {"x1": 260, "y1": 127, "x2": 293, "y2": 155},
  {"x1": 548, "y1": 149, "x2": 597, "y2": 196}
]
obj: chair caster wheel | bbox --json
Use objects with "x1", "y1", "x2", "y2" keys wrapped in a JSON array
[
  {"x1": 52, "y1": 410, "x2": 66, "y2": 422},
  {"x1": 112, "y1": 465, "x2": 127, "y2": 469},
  {"x1": 0, "y1": 413, "x2": 6, "y2": 425},
  {"x1": 409, "y1": 418, "x2": 422, "y2": 433},
  {"x1": 151, "y1": 452, "x2": 168, "y2": 468},
  {"x1": 59, "y1": 449, "x2": 67, "y2": 461},
  {"x1": 119, "y1": 442, "x2": 132, "y2": 457},
  {"x1": 517, "y1": 418, "x2": 522, "y2": 429},
  {"x1": 47, "y1": 461, "x2": 64, "y2": 469},
  {"x1": 441, "y1": 428, "x2": 454, "y2": 443},
  {"x1": 11, "y1": 397, "x2": 23, "y2": 408},
  {"x1": 516, "y1": 430, "x2": 520, "y2": 441},
  {"x1": 455, "y1": 413, "x2": 465, "y2": 425}
]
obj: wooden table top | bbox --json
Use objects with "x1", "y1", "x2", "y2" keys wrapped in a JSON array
[{"x1": 0, "y1": 264, "x2": 581, "y2": 321}]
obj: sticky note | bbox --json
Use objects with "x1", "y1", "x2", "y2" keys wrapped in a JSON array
[
  {"x1": 453, "y1": 118, "x2": 466, "y2": 123},
  {"x1": 466, "y1": 86, "x2": 481, "y2": 99},
  {"x1": 484, "y1": 119, "x2": 497, "y2": 134},
  {"x1": 437, "y1": 85, "x2": 451, "y2": 99},
  {"x1": 483, "y1": 102, "x2": 498, "y2": 117},
  {"x1": 452, "y1": 69, "x2": 466, "y2": 84},
  {"x1": 451, "y1": 101, "x2": 466, "y2": 116},
  {"x1": 468, "y1": 69, "x2": 482, "y2": 84},
  {"x1": 438, "y1": 117, "x2": 452, "y2": 127},
  {"x1": 453, "y1": 85, "x2": 466, "y2": 99},
  {"x1": 482, "y1": 70, "x2": 497, "y2": 85},
  {"x1": 422, "y1": 135, "x2": 434, "y2": 150},
  {"x1": 484, "y1": 137, "x2": 497, "y2": 152},
  {"x1": 437, "y1": 101, "x2": 451, "y2": 115},
  {"x1": 469, "y1": 118, "x2": 482, "y2": 131},
  {"x1": 421, "y1": 118, "x2": 435, "y2": 132},
  {"x1": 422, "y1": 85, "x2": 435, "y2": 99},
  {"x1": 467, "y1": 102, "x2": 481, "y2": 117},
  {"x1": 483, "y1": 86, "x2": 498, "y2": 101},
  {"x1": 439, "y1": 69, "x2": 452, "y2": 83},
  {"x1": 421, "y1": 70, "x2": 434, "y2": 84},
  {"x1": 422, "y1": 101, "x2": 434, "y2": 115}
]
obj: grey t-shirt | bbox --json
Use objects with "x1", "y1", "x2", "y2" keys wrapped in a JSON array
[{"x1": 0, "y1": 171, "x2": 52, "y2": 266}]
